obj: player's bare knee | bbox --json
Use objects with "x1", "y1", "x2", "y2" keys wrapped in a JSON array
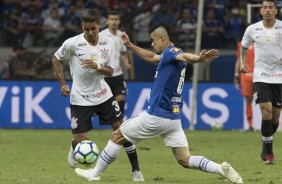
[
  {"x1": 110, "y1": 129, "x2": 123, "y2": 144},
  {"x1": 172, "y1": 147, "x2": 190, "y2": 168},
  {"x1": 260, "y1": 105, "x2": 272, "y2": 119},
  {"x1": 110, "y1": 131, "x2": 117, "y2": 142},
  {"x1": 73, "y1": 133, "x2": 89, "y2": 143},
  {"x1": 178, "y1": 158, "x2": 190, "y2": 168},
  {"x1": 115, "y1": 94, "x2": 125, "y2": 101},
  {"x1": 112, "y1": 120, "x2": 123, "y2": 130}
]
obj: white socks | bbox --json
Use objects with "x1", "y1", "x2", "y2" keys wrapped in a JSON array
[
  {"x1": 189, "y1": 156, "x2": 220, "y2": 173},
  {"x1": 92, "y1": 140, "x2": 122, "y2": 175},
  {"x1": 124, "y1": 144, "x2": 136, "y2": 153}
]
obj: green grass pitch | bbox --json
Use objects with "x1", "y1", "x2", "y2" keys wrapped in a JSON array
[{"x1": 0, "y1": 129, "x2": 281, "y2": 184}]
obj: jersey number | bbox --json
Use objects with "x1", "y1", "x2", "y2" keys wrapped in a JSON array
[
  {"x1": 112, "y1": 100, "x2": 120, "y2": 112},
  {"x1": 177, "y1": 69, "x2": 186, "y2": 94}
]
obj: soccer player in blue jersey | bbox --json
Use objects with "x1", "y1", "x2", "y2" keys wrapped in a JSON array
[{"x1": 75, "y1": 24, "x2": 243, "y2": 183}]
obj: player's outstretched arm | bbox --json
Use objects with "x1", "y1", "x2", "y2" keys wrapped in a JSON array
[
  {"x1": 121, "y1": 32, "x2": 160, "y2": 64},
  {"x1": 176, "y1": 49, "x2": 219, "y2": 64}
]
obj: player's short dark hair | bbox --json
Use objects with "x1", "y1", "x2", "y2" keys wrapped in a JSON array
[
  {"x1": 80, "y1": 9, "x2": 100, "y2": 23},
  {"x1": 108, "y1": 10, "x2": 120, "y2": 17},
  {"x1": 150, "y1": 23, "x2": 173, "y2": 40},
  {"x1": 262, "y1": 0, "x2": 277, "y2": 7}
]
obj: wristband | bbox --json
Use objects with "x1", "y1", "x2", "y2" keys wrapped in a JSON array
[{"x1": 96, "y1": 63, "x2": 102, "y2": 70}]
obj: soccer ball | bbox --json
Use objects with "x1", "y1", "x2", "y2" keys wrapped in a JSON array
[
  {"x1": 211, "y1": 120, "x2": 223, "y2": 131},
  {"x1": 74, "y1": 140, "x2": 99, "y2": 164}
]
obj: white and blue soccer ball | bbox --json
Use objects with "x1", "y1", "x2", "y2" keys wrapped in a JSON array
[
  {"x1": 74, "y1": 140, "x2": 99, "y2": 164},
  {"x1": 211, "y1": 120, "x2": 223, "y2": 130}
]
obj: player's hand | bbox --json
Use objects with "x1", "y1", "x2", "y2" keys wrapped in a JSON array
[
  {"x1": 81, "y1": 59, "x2": 99, "y2": 70},
  {"x1": 234, "y1": 83, "x2": 239, "y2": 90},
  {"x1": 199, "y1": 49, "x2": 219, "y2": 63},
  {"x1": 61, "y1": 84, "x2": 70, "y2": 96},
  {"x1": 121, "y1": 32, "x2": 132, "y2": 47},
  {"x1": 234, "y1": 75, "x2": 240, "y2": 90},
  {"x1": 240, "y1": 62, "x2": 251, "y2": 74},
  {"x1": 124, "y1": 63, "x2": 131, "y2": 70}
]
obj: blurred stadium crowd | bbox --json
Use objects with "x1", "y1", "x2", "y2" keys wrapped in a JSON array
[
  {"x1": 1, "y1": 0, "x2": 282, "y2": 80},
  {"x1": 2, "y1": 0, "x2": 279, "y2": 48}
]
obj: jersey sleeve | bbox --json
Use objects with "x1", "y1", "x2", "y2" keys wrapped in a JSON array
[
  {"x1": 120, "y1": 40, "x2": 127, "y2": 52},
  {"x1": 241, "y1": 25, "x2": 252, "y2": 48},
  {"x1": 169, "y1": 47, "x2": 183, "y2": 63},
  {"x1": 54, "y1": 38, "x2": 72, "y2": 61},
  {"x1": 105, "y1": 38, "x2": 115, "y2": 68}
]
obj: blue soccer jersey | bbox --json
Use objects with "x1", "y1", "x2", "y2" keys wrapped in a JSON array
[{"x1": 146, "y1": 46, "x2": 187, "y2": 119}]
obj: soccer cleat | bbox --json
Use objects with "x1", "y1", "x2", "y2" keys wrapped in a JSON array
[
  {"x1": 247, "y1": 127, "x2": 254, "y2": 132},
  {"x1": 75, "y1": 168, "x2": 101, "y2": 181},
  {"x1": 218, "y1": 162, "x2": 244, "y2": 184},
  {"x1": 261, "y1": 141, "x2": 267, "y2": 161},
  {"x1": 68, "y1": 146, "x2": 78, "y2": 168},
  {"x1": 132, "y1": 170, "x2": 144, "y2": 181},
  {"x1": 265, "y1": 154, "x2": 275, "y2": 165}
]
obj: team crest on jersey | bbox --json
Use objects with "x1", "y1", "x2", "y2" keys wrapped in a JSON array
[
  {"x1": 172, "y1": 105, "x2": 180, "y2": 114},
  {"x1": 170, "y1": 47, "x2": 181, "y2": 53},
  {"x1": 101, "y1": 48, "x2": 109, "y2": 59}
]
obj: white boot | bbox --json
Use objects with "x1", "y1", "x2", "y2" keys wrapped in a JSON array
[
  {"x1": 75, "y1": 168, "x2": 101, "y2": 181},
  {"x1": 132, "y1": 170, "x2": 144, "y2": 181},
  {"x1": 218, "y1": 162, "x2": 243, "y2": 183},
  {"x1": 68, "y1": 145, "x2": 78, "y2": 168}
]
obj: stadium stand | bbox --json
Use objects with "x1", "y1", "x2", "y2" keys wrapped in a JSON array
[
  {"x1": 204, "y1": 55, "x2": 236, "y2": 82},
  {"x1": 0, "y1": 0, "x2": 270, "y2": 81}
]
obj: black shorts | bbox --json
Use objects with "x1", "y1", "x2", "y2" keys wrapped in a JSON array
[
  {"x1": 105, "y1": 74, "x2": 126, "y2": 97},
  {"x1": 70, "y1": 96, "x2": 124, "y2": 134},
  {"x1": 253, "y1": 82, "x2": 282, "y2": 108}
]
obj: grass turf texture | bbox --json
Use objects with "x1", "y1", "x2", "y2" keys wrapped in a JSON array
[{"x1": 0, "y1": 129, "x2": 281, "y2": 184}]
